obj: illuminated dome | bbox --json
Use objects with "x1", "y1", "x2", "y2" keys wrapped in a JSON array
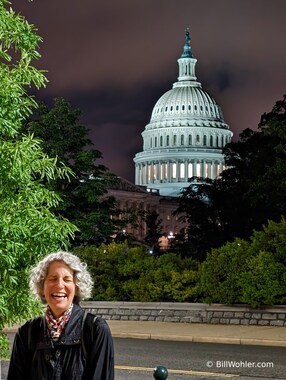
[
  {"x1": 134, "y1": 29, "x2": 233, "y2": 197},
  {"x1": 150, "y1": 85, "x2": 225, "y2": 124}
]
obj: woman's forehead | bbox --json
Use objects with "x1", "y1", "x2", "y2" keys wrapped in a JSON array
[{"x1": 47, "y1": 260, "x2": 73, "y2": 275}]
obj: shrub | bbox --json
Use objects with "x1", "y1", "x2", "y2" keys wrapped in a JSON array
[
  {"x1": 199, "y1": 219, "x2": 286, "y2": 306},
  {"x1": 74, "y1": 243, "x2": 199, "y2": 302},
  {"x1": 199, "y1": 239, "x2": 250, "y2": 304},
  {"x1": 239, "y1": 251, "x2": 286, "y2": 307}
]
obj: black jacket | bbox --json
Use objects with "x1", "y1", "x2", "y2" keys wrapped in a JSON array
[{"x1": 7, "y1": 303, "x2": 114, "y2": 380}]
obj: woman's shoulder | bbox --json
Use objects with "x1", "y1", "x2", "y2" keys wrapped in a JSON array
[
  {"x1": 17, "y1": 316, "x2": 44, "y2": 336},
  {"x1": 83, "y1": 312, "x2": 111, "y2": 335}
]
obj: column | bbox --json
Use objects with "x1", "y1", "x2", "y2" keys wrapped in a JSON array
[
  {"x1": 207, "y1": 162, "x2": 211, "y2": 179},
  {"x1": 150, "y1": 162, "x2": 154, "y2": 183},
  {"x1": 201, "y1": 161, "x2": 205, "y2": 178},
  {"x1": 135, "y1": 164, "x2": 139, "y2": 185},
  {"x1": 167, "y1": 161, "x2": 171, "y2": 182},
  {"x1": 145, "y1": 163, "x2": 148, "y2": 184},
  {"x1": 184, "y1": 160, "x2": 188, "y2": 181},
  {"x1": 176, "y1": 160, "x2": 179, "y2": 181},
  {"x1": 156, "y1": 162, "x2": 159, "y2": 181},
  {"x1": 193, "y1": 160, "x2": 197, "y2": 177}
]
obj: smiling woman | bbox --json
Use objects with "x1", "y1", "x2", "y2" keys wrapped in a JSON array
[{"x1": 7, "y1": 251, "x2": 114, "y2": 380}]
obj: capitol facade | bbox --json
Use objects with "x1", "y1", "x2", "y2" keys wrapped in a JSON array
[{"x1": 134, "y1": 29, "x2": 233, "y2": 197}]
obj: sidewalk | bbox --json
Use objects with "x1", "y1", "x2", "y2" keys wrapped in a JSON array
[
  {"x1": 107, "y1": 320, "x2": 286, "y2": 347},
  {"x1": 4, "y1": 320, "x2": 286, "y2": 347}
]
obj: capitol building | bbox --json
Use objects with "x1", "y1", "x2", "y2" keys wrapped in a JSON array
[
  {"x1": 134, "y1": 29, "x2": 233, "y2": 197},
  {"x1": 107, "y1": 29, "x2": 233, "y2": 247}
]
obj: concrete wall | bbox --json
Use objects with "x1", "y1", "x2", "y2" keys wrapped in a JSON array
[{"x1": 82, "y1": 301, "x2": 286, "y2": 326}]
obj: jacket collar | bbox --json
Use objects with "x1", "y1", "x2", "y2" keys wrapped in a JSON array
[{"x1": 57, "y1": 303, "x2": 84, "y2": 345}]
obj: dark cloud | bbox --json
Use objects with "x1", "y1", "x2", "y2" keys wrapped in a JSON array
[{"x1": 13, "y1": 0, "x2": 286, "y2": 181}]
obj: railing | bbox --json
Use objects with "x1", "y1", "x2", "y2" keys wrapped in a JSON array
[{"x1": 153, "y1": 366, "x2": 168, "y2": 379}]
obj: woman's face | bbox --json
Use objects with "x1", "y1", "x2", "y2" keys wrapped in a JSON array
[{"x1": 43, "y1": 260, "x2": 76, "y2": 318}]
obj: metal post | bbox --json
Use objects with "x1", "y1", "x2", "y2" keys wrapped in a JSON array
[{"x1": 153, "y1": 365, "x2": 168, "y2": 379}]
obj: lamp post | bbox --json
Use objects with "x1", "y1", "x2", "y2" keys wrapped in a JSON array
[{"x1": 167, "y1": 231, "x2": 175, "y2": 249}]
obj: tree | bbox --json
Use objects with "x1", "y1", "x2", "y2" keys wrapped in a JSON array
[
  {"x1": 144, "y1": 210, "x2": 163, "y2": 254},
  {"x1": 175, "y1": 178, "x2": 228, "y2": 260},
  {"x1": 176, "y1": 96, "x2": 286, "y2": 260},
  {"x1": 23, "y1": 97, "x2": 125, "y2": 246},
  {"x1": 0, "y1": 1, "x2": 77, "y2": 356}
]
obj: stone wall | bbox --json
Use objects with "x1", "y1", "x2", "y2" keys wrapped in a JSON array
[{"x1": 81, "y1": 301, "x2": 286, "y2": 326}]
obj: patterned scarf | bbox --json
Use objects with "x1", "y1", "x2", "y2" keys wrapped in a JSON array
[{"x1": 45, "y1": 304, "x2": 73, "y2": 341}]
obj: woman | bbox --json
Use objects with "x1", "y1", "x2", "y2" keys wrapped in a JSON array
[{"x1": 8, "y1": 251, "x2": 114, "y2": 380}]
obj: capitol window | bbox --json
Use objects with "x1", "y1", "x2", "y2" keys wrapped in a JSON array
[
  {"x1": 173, "y1": 135, "x2": 177, "y2": 145},
  {"x1": 203, "y1": 135, "x2": 207, "y2": 146}
]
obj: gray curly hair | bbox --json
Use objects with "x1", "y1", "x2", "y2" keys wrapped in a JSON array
[{"x1": 29, "y1": 251, "x2": 93, "y2": 303}]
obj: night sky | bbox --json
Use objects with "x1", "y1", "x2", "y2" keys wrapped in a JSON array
[{"x1": 14, "y1": 0, "x2": 286, "y2": 182}]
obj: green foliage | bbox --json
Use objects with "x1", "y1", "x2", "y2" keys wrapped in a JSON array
[
  {"x1": 74, "y1": 243, "x2": 199, "y2": 302},
  {"x1": 75, "y1": 221, "x2": 286, "y2": 308},
  {"x1": 239, "y1": 251, "x2": 286, "y2": 307},
  {"x1": 23, "y1": 97, "x2": 134, "y2": 246},
  {"x1": 0, "y1": 1, "x2": 77, "y2": 357},
  {"x1": 199, "y1": 239, "x2": 250, "y2": 304},
  {"x1": 199, "y1": 219, "x2": 286, "y2": 307},
  {"x1": 0, "y1": 0, "x2": 48, "y2": 137}
]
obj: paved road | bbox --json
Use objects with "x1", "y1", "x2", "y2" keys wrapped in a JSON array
[
  {"x1": 114, "y1": 338, "x2": 286, "y2": 379},
  {"x1": 2, "y1": 335, "x2": 286, "y2": 379}
]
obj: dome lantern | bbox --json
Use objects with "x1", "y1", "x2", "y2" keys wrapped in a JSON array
[{"x1": 177, "y1": 28, "x2": 198, "y2": 83}]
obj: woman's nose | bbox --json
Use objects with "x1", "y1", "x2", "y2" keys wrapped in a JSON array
[{"x1": 55, "y1": 277, "x2": 65, "y2": 287}]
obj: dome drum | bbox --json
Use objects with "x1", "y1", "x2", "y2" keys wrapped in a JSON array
[{"x1": 141, "y1": 127, "x2": 232, "y2": 151}]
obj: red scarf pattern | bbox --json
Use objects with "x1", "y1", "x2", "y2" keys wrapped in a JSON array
[{"x1": 45, "y1": 304, "x2": 73, "y2": 341}]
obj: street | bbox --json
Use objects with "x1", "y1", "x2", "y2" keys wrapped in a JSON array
[
  {"x1": 1, "y1": 335, "x2": 286, "y2": 379},
  {"x1": 114, "y1": 338, "x2": 286, "y2": 379}
]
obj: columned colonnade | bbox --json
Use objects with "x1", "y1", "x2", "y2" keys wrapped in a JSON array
[{"x1": 135, "y1": 159, "x2": 224, "y2": 185}]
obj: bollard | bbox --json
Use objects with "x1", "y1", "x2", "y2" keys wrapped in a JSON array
[{"x1": 153, "y1": 365, "x2": 168, "y2": 379}]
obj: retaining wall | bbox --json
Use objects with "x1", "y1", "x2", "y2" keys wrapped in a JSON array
[{"x1": 81, "y1": 301, "x2": 286, "y2": 326}]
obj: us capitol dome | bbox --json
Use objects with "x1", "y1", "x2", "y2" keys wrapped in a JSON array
[{"x1": 133, "y1": 29, "x2": 233, "y2": 197}]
